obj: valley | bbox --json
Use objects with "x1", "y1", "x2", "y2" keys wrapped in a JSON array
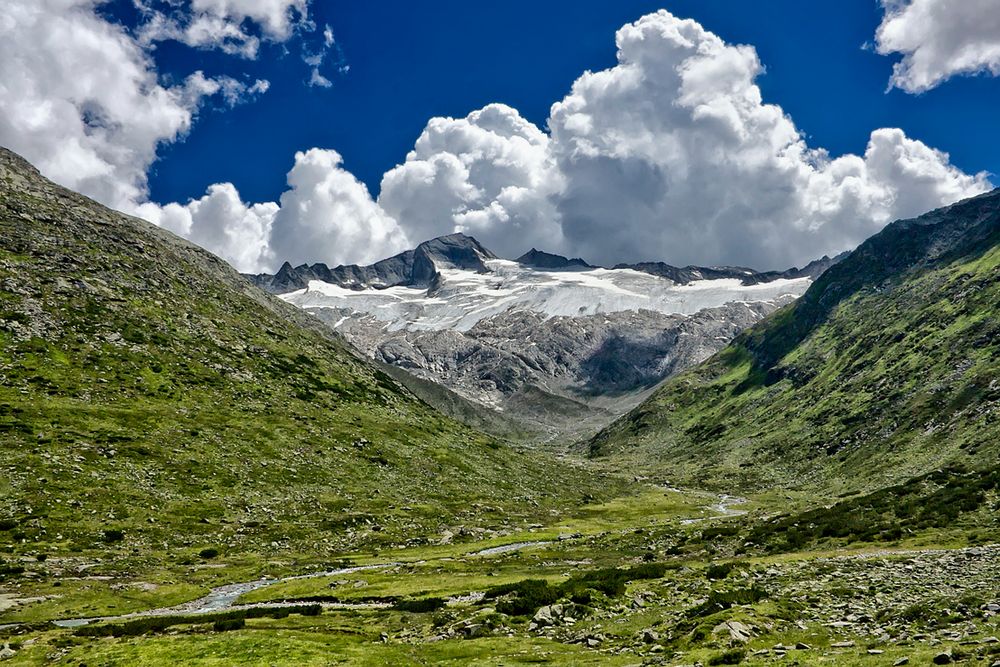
[
  {"x1": 2, "y1": 476, "x2": 997, "y2": 665},
  {"x1": 1, "y1": 146, "x2": 998, "y2": 666}
]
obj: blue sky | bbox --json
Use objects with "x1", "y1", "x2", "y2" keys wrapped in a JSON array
[
  {"x1": 4, "y1": 0, "x2": 998, "y2": 271},
  {"x1": 132, "y1": 1, "x2": 999, "y2": 205}
]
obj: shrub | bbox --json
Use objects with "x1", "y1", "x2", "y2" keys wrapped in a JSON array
[
  {"x1": 709, "y1": 649, "x2": 746, "y2": 665},
  {"x1": 0, "y1": 519, "x2": 16, "y2": 531},
  {"x1": 486, "y1": 563, "x2": 672, "y2": 616},
  {"x1": 0, "y1": 560, "x2": 25, "y2": 577},
  {"x1": 102, "y1": 529, "x2": 125, "y2": 544},
  {"x1": 706, "y1": 562, "x2": 736, "y2": 580},
  {"x1": 487, "y1": 579, "x2": 561, "y2": 616},
  {"x1": 394, "y1": 597, "x2": 447, "y2": 613},
  {"x1": 74, "y1": 604, "x2": 322, "y2": 637},
  {"x1": 212, "y1": 618, "x2": 245, "y2": 632},
  {"x1": 688, "y1": 586, "x2": 768, "y2": 618},
  {"x1": 745, "y1": 465, "x2": 1000, "y2": 553}
]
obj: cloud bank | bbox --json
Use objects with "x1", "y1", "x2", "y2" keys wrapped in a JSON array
[
  {"x1": 0, "y1": 0, "x2": 273, "y2": 213},
  {"x1": 367, "y1": 10, "x2": 989, "y2": 269},
  {"x1": 876, "y1": 0, "x2": 1000, "y2": 93},
  {"x1": 542, "y1": 11, "x2": 989, "y2": 268},
  {"x1": 3, "y1": 5, "x2": 992, "y2": 273}
]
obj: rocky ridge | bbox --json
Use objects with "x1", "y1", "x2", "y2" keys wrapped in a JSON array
[{"x1": 248, "y1": 236, "x2": 835, "y2": 442}]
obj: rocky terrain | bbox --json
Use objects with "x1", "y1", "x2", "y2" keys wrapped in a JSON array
[{"x1": 250, "y1": 235, "x2": 835, "y2": 442}]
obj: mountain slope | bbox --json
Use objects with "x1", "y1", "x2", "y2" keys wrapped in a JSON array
[
  {"x1": 0, "y1": 148, "x2": 613, "y2": 562},
  {"x1": 590, "y1": 189, "x2": 1000, "y2": 493}
]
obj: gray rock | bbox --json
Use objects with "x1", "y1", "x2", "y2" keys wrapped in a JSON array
[
  {"x1": 932, "y1": 652, "x2": 953, "y2": 665},
  {"x1": 532, "y1": 604, "x2": 563, "y2": 628},
  {"x1": 714, "y1": 620, "x2": 753, "y2": 644}
]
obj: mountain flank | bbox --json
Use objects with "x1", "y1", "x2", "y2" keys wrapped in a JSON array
[
  {"x1": 0, "y1": 147, "x2": 614, "y2": 562},
  {"x1": 590, "y1": 188, "x2": 1000, "y2": 493}
]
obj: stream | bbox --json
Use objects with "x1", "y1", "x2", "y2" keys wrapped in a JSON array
[
  {"x1": 50, "y1": 540, "x2": 554, "y2": 628},
  {"x1": 47, "y1": 492, "x2": 736, "y2": 628},
  {"x1": 679, "y1": 493, "x2": 748, "y2": 524},
  {"x1": 51, "y1": 563, "x2": 401, "y2": 628}
]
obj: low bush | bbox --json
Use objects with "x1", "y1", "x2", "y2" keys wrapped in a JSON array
[
  {"x1": 74, "y1": 604, "x2": 322, "y2": 637},
  {"x1": 688, "y1": 586, "x2": 768, "y2": 618},
  {"x1": 212, "y1": 618, "x2": 244, "y2": 632},
  {"x1": 708, "y1": 648, "x2": 746, "y2": 665},
  {"x1": 102, "y1": 529, "x2": 125, "y2": 544},
  {"x1": 486, "y1": 563, "x2": 672, "y2": 616},
  {"x1": 394, "y1": 597, "x2": 446, "y2": 613},
  {"x1": 706, "y1": 562, "x2": 736, "y2": 580},
  {"x1": 745, "y1": 465, "x2": 999, "y2": 553},
  {"x1": 0, "y1": 560, "x2": 25, "y2": 577},
  {"x1": 487, "y1": 579, "x2": 561, "y2": 616}
]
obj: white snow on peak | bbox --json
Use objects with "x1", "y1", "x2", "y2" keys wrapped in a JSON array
[{"x1": 280, "y1": 259, "x2": 811, "y2": 332}]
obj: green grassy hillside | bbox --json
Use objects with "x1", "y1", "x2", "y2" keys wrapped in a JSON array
[
  {"x1": 0, "y1": 147, "x2": 616, "y2": 567},
  {"x1": 590, "y1": 188, "x2": 1000, "y2": 494}
]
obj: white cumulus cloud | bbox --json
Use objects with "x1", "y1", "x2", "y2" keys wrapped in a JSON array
[
  {"x1": 141, "y1": 10, "x2": 991, "y2": 272},
  {"x1": 137, "y1": 0, "x2": 310, "y2": 58},
  {"x1": 135, "y1": 184, "x2": 277, "y2": 272},
  {"x1": 378, "y1": 104, "x2": 564, "y2": 258},
  {"x1": 4, "y1": 4, "x2": 992, "y2": 275},
  {"x1": 539, "y1": 9, "x2": 991, "y2": 268},
  {"x1": 0, "y1": 0, "x2": 255, "y2": 212},
  {"x1": 876, "y1": 0, "x2": 1000, "y2": 93},
  {"x1": 367, "y1": 10, "x2": 989, "y2": 270},
  {"x1": 269, "y1": 149, "x2": 410, "y2": 268},
  {"x1": 138, "y1": 149, "x2": 406, "y2": 272}
]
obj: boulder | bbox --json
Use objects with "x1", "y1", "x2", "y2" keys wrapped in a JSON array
[
  {"x1": 714, "y1": 620, "x2": 754, "y2": 644},
  {"x1": 531, "y1": 604, "x2": 563, "y2": 628}
]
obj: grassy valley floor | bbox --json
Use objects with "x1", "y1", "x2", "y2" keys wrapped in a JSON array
[{"x1": 2, "y1": 469, "x2": 997, "y2": 666}]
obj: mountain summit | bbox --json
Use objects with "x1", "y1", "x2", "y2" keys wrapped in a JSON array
[{"x1": 249, "y1": 232, "x2": 495, "y2": 293}]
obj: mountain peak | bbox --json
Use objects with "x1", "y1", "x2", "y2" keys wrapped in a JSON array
[
  {"x1": 411, "y1": 233, "x2": 497, "y2": 285},
  {"x1": 516, "y1": 248, "x2": 593, "y2": 269}
]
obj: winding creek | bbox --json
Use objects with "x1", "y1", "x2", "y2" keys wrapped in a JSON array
[
  {"x1": 42, "y1": 491, "x2": 740, "y2": 628},
  {"x1": 50, "y1": 542, "x2": 552, "y2": 628}
]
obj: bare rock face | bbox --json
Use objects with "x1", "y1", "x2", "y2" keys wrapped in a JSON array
[{"x1": 308, "y1": 298, "x2": 794, "y2": 441}]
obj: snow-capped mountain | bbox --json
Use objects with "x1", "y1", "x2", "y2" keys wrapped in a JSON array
[{"x1": 248, "y1": 234, "x2": 842, "y2": 442}]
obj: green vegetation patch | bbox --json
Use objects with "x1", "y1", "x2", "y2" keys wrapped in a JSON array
[
  {"x1": 485, "y1": 562, "x2": 672, "y2": 616},
  {"x1": 73, "y1": 604, "x2": 322, "y2": 638}
]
